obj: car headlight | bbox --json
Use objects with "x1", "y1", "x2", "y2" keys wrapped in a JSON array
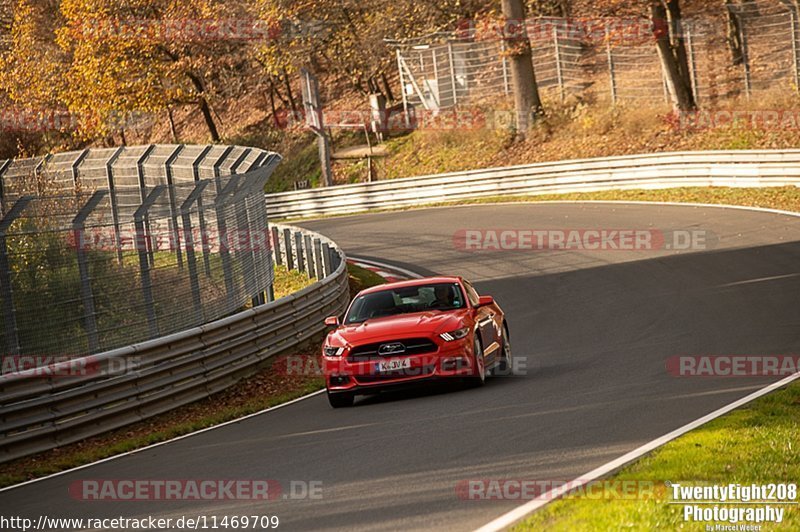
[
  {"x1": 324, "y1": 346, "x2": 345, "y2": 357},
  {"x1": 440, "y1": 327, "x2": 470, "y2": 342}
]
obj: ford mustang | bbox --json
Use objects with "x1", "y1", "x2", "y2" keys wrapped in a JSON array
[{"x1": 322, "y1": 276, "x2": 511, "y2": 408}]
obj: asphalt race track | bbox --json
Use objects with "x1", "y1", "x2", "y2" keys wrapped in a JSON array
[{"x1": 2, "y1": 203, "x2": 799, "y2": 531}]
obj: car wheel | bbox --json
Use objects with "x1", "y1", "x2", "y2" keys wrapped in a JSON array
[
  {"x1": 469, "y1": 335, "x2": 486, "y2": 387},
  {"x1": 327, "y1": 390, "x2": 354, "y2": 408},
  {"x1": 497, "y1": 322, "x2": 512, "y2": 375}
]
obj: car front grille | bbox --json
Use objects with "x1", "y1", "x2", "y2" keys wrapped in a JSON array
[{"x1": 348, "y1": 338, "x2": 437, "y2": 361}]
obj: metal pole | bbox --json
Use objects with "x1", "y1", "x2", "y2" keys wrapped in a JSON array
[
  {"x1": 553, "y1": 27, "x2": 565, "y2": 103},
  {"x1": 105, "y1": 147, "x2": 125, "y2": 264},
  {"x1": 0, "y1": 159, "x2": 11, "y2": 215},
  {"x1": 397, "y1": 49, "x2": 411, "y2": 127},
  {"x1": 304, "y1": 234, "x2": 315, "y2": 278},
  {"x1": 70, "y1": 149, "x2": 89, "y2": 193},
  {"x1": 271, "y1": 226, "x2": 282, "y2": 266},
  {"x1": 134, "y1": 185, "x2": 165, "y2": 338},
  {"x1": 447, "y1": 42, "x2": 459, "y2": 106},
  {"x1": 191, "y1": 145, "x2": 213, "y2": 277},
  {"x1": 791, "y1": 9, "x2": 800, "y2": 91},
  {"x1": 686, "y1": 28, "x2": 700, "y2": 103},
  {"x1": 72, "y1": 190, "x2": 108, "y2": 352},
  {"x1": 0, "y1": 196, "x2": 32, "y2": 358},
  {"x1": 164, "y1": 144, "x2": 185, "y2": 269},
  {"x1": 313, "y1": 239, "x2": 324, "y2": 280},
  {"x1": 606, "y1": 28, "x2": 617, "y2": 105},
  {"x1": 500, "y1": 39, "x2": 510, "y2": 96},
  {"x1": 136, "y1": 145, "x2": 156, "y2": 266},
  {"x1": 739, "y1": 17, "x2": 751, "y2": 99},
  {"x1": 180, "y1": 181, "x2": 211, "y2": 321},
  {"x1": 214, "y1": 175, "x2": 241, "y2": 312}
]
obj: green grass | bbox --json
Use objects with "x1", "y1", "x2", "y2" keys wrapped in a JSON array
[{"x1": 516, "y1": 382, "x2": 800, "y2": 531}]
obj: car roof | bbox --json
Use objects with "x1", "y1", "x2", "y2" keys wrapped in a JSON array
[{"x1": 358, "y1": 276, "x2": 463, "y2": 296}]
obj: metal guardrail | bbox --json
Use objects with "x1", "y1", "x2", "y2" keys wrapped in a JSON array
[
  {"x1": 265, "y1": 150, "x2": 800, "y2": 219},
  {"x1": 0, "y1": 225, "x2": 349, "y2": 465}
]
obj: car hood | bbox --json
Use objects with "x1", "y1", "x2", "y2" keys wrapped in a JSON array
[{"x1": 330, "y1": 310, "x2": 469, "y2": 346}]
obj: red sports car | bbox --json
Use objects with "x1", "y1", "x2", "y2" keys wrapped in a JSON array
[{"x1": 322, "y1": 276, "x2": 511, "y2": 408}]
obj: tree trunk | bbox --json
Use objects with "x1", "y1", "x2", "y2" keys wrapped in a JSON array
[
  {"x1": 652, "y1": 0, "x2": 697, "y2": 111},
  {"x1": 167, "y1": 106, "x2": 178, "y2": 143},
  {"x1": 282, "y1": 68, "x2": 299, "y2": 118},
  {"x1": 501, "y1": 0, "x2": 544, "y2": 141},
  {"x1": 186, "y1": 72, "x2": 220, "y2": 142},
  {"x1": 725, "y1": 0, "x2": 745, "y2": 65}
]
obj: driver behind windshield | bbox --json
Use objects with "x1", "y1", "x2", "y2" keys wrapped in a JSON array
[{"x1": 431, "y1": 285, "x2": 455, "y2": 309}]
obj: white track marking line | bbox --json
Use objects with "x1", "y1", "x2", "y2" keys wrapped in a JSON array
[
  {"x1": 474, "y1": 371, "x2": 800, "y2": 532},
  {"x1": 0, "y1": 390, "x2": 326, "y2": 493},
  {"x1": 720, "y1": 272, "x2": 800, "y2": 288},
  {"x1": 1, "y1": 261, "x2": 428, "y2": 493},
  {"x1": 349, "y1": 256, "x2": 425, "y2": 279}
]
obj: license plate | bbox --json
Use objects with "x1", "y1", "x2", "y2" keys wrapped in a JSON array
[{"x1": 377, "y1": 358, "x2": 411, "y2": 372}]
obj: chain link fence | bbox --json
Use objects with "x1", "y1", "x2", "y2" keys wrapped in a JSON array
[
  {"x1": 392, "y1": 0, "x2": 800, "y2": 112},
  {"x1": 0, "y1": 145, "x2": 283, "y2": 369}
]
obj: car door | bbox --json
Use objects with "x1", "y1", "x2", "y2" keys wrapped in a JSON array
[{"x1": 464, "y1": 280, "x2": 499, "y2": 363}]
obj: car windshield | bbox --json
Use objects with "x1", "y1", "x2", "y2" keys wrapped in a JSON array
[{"x1": 345, "y1": 283, "x2": 465, "y2": 324}]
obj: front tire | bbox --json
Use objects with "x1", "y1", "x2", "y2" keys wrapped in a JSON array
[
  {"x1": 469, "y1": 335, "x2": 486, "y2": 387},
  {"x1": 327, "y1": 390, "x2": 354, "y2": 408},
  {"x1": 497, "y1": 322, "x2": 512, "y2": 375}
]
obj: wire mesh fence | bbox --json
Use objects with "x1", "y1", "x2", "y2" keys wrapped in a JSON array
[
  {"x1": 0, "y1": 145, "x2": 284, "y2": 369},
  {"x1": 392, "y1": 0, "x2": 800, "y2": 112}
]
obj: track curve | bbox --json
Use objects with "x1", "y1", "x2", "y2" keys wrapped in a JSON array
[{"x1": 1, "y1": 202, "x2": 799, "y2": 531}]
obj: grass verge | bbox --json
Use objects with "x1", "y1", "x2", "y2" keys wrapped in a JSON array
[
  {"x1": 515, "y1": 381, "x2": 800, "y2": 530},
  {"x1": 0, "y1": 263, "x2": 384, "y2": 489}
]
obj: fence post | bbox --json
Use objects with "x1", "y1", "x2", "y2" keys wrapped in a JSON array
[
  {"x1": 500, "y1": 39, "x2": 510, "y2": 96},
  {"x1": 72, "y1": 190, "x2": 108, "y2": 353},
  {"x1": 180, "y1": 181, "x2": 211, "y2": 321},
  {"x1": 686, "y1": 28, "x2": 700, "y2": 103},
  {"x1": 213, "y1": 175, "x2": 242, "y2": 312},
  {"x1": 553, "y1": 27, "x2": 565, "y2": 103},
  {"x1": 105, "y1": 147, "x2": 125, "y2": 264},
  {"x1": 70, "y1": 149, "x2": 89, "y2": 193},
  {"x1": 447, "y1": 42, "x2": 459, "y2": 105},
  {"x1": 136, "y1": 145, "x2": 157, "y2": 266},
  {"x1": 134, "y1": 186, "x2": 166, "y2": 338},
  {"x1": 0, "y1": 159, "x2": 10, "y2": 215},
  {"x1": 739, "y1": 17, "x2": 751, "y2": 99},
  {"x1": 192, "y1": 145, "x2": 214, "y2": 277},
  {"x1": 0, "y1": 196, "x2": 32, "y2": 358},
  {"x1": 164, "y1": 144, "x2": 185, "y2": 269},
  {"x1": 791, "y1": 9, "x2": 800, "y2": 91},
  {"x1": 606, "y1": 28, "x2": 617, "y2": 105}
]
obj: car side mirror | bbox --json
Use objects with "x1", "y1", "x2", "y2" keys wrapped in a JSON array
[
  {"x1": 477, "y1": 296, "x2": 494, "y2": 308},
  {"x1": 324, "y1": 316, "x2": 340, "y2": 327}
]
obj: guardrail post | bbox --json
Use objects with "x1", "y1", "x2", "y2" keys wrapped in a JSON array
[
  {"x1": 180, "y1": 181, "x2": 211, "y2": 320},
  {"x1": 271, "y1": 227, "x2": 282, "y2": 266},
  {"x1": 321, "y1": 242, "x2": 332, "y2": 277},
  {"x1": 72, "y1": 190, "x2": 108, "y2": 352},
  {"x1": 304, "y1": 234, "x2": 315, "y2": 278},
  {"x1": 283, "y1": 228, "x2": 294, "y2": 270},
  {"x1": 134, "y1": 185, "x2": 166, "y2": 338},
  {"x1": 295, "y1": 231, "x2": 305, "y2": 273},
  {"x1": 0, "y1": 196, "x2": 32, "y2": 359},
  {"x1": 313, "y1": 239, "x2": 324, "y2": 280}
]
